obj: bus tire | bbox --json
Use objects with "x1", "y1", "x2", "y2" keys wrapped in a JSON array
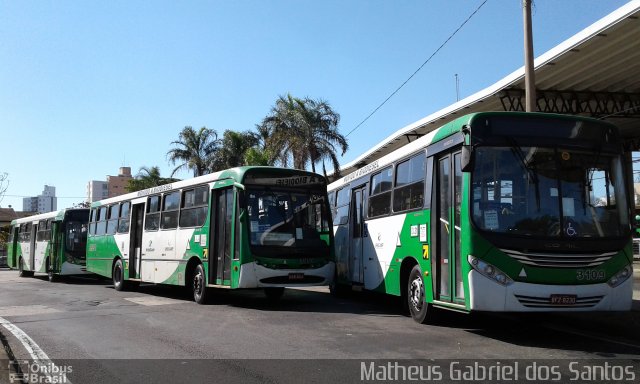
[
  {"x1": 192, "y1": 263, "x2": 208, "y2": 304},
  {"x1": 407, "y1": 264, "x2": 433, "y2": 324},
  {"x1": 47, "y1": 259, "x2": 56, "y2": 282},
  {"x1": 18, "y1": 258, "x2": 33, "y2": 278},
  {"x1": 264, "y1": 287, "x2": 285, "y2": 301},
  {"x1": 113, "y1": 259, "x2": 127, "y2": 291},
  {"x1": 329, "y1": 282, "x2": 350, "y2": 297}
]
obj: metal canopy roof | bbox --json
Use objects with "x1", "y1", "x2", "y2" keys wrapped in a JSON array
[{"x1": 334, "y1": 0, "x2": 640, "y2": 180}]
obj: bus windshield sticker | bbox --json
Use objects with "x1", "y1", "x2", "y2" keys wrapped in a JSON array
[
  {"x1": 251, "y1": 221, "x2": 259, "y2": 232},
  {"x1": 484, "y1": 210, "x2": 499, "y2": 230},
  {"x1": 200, "y1": 235, "x2": 207, "y2": 247},
  {"x1": 419, "y1": 224, "x2": 427, "y2": 242},
  {"x1": 410, "y1": 225, "x2": 418, "y2": 237},
  {"x1": 296, "y1": 228, "x2": 303, "y2": 239},
  {"x1": 562, "y1": 198, "x2": 575, "y2": 217}
]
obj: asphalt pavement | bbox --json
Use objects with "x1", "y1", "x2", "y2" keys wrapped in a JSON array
[{"x1": 0, "y1": 261, "x2": 640, "y2": 384}]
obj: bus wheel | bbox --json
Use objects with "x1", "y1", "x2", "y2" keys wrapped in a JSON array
[
  {"x1": 192, "y1": 264, "x2": 208, "y2": 304},
  {"x1": 264, "y1": 287, "x2": 285, "y2": 301},
  {"x1": 407, "y1": 264, "x2": 432, "y2": 324},
  {"x1": 113, "y1": 259, "x2": 127, "y2": 291},
  {"x1": 329, "y1": 282, "x2": 350, "y2": 297},
  {"x1": 47, "y1": 260, "x2": 56, "y2": 283},
  {"x1": 18, "y1": 258, "x2": 33, "y2": 278}
]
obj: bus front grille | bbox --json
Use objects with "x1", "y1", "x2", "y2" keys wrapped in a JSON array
[
  {"x1": 500, "y1": 248, "x2": 617, "y2": 268},
  {"x1": 514, "y1": 294, "x2": 604, "y2": 308},
  {"x1": 260, "y1": 275, "x2": 325, "y2": 285}
]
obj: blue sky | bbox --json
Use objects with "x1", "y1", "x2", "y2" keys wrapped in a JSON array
[{"x1": 0, "y1": 0, "x2": 632, "y2": 210}]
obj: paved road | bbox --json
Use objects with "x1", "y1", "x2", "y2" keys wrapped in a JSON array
[{"x1": 1, "y1": 267, "x2": 639, "y2": 383}]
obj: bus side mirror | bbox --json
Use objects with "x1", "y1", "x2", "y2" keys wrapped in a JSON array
[{"x1": 461, "y1": 145, "x2": 474, "y2": 172}]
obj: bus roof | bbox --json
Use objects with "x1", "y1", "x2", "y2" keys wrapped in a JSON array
[
  {"x1": 329, "y1": 111, "x2": 615, "y2": 190},
  {"x1": 10, "y1": 208, "x2": 88, "y2": 226},
  {"x1": 90, "y1": 166, "x2": 326, "y2": 208}
]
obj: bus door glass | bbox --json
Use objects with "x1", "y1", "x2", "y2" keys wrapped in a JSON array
[
  {"x1": 10, "y1": 226, "x2": 18, "y2": 268},
  {"x1": 30, "y1": 222, "x2": 38, "y2": 272},
  {"x1": 129, "y1": 203, "x2": 145, "y2": 279},
  {"x1": 210, "y1": 188, "x2": 234, "y2": 285},
  {"x1": 435, "y1": 151, "x2": 464, "y2": 303},
  {"x1": 349, "y1": 186, "x2": 366, "y2": 284}
]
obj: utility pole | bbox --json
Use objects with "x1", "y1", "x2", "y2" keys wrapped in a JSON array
[{"x1": 523, "y1": 0, "x2": 536, "y2": 112}]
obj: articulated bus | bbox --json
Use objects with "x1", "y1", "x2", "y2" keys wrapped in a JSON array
[
  {"x1": 7, "y1": 208, "x2": 90, "y2": 281},
  {"x1": 328, "y1": 112, "x2": 633, "y2": 323},
  {"x1": 86, "y1": 166, "x2": 334, "y2": 303}
]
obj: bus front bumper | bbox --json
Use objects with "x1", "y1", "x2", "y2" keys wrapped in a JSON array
[
  {"x1": 237, "y1": 261, "x2": 335, "y2": 288},
  {"x1": 468, "y1": 270, "x2": 633, "y2": 312}
]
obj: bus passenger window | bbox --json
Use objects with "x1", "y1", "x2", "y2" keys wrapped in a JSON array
[
  {"x1": 161, "y1": 191, "x2": 180, "y2": 229},
  {"x1": 180, "y1": 186, "x2": 208, "y2": 227},
  {"x1": 96, "y1": 207, "x2": 108, "y2": 235},
  {"x1": 118, "y1": 202, "x2": 131, "y2": 233},
  {"x1": 145, "y1": 196, "x2": 161, "y2": 231},
  {"x1": 107, "y1": 205, "x2": 119, "y2": 235}
]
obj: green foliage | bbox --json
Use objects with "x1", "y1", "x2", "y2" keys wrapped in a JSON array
[
  {"x1": 167, "y1": 126, "x2": 220, "y2": 177},
  {"x1": 259, "y1": 93, "x2": 347, "y2": 175},
  {"x1": 126, "y1": 166, "x2": 180, "y2": 193}
]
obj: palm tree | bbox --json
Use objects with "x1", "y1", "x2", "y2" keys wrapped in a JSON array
[
  {"x1": 126, "y1": 166, "x2": 179, "y2": 192},
  {"x1": 260, "y1": 94, "x2": 347, "y2": 175},
  {"x1": 167, "y1": 126, "x2": 220, "y2": 177},
  {"x1": 260, "y1": 94, "x2": 307, "y2": 169},
  {"x1": 299, "y1": 98, "x2": 348, "y2": 175},
  {"x1": 212, "y1": 130, "x2": 261, "y2": 170}
]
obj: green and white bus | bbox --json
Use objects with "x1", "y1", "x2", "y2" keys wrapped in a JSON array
[
  {"x1": 7, "y1": 208, "x2": 90, "y2": 281},
  {"x1": 328, "y1": 112, "x2": 634, "y2": 323},
  {"x1": 86, "y1": 166, "x2": 334, "y2": 303}
]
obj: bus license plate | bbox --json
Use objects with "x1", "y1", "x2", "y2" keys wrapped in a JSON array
[
  {"x1": 289, "y1": 273, "x2": 304, "y2": 281},
  {"x1": 550, "y1": 294, "x2": 576, "y2": 305}
]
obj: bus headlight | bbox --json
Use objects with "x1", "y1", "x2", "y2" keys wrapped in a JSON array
[
  {"x1": 468, "y1": 255, "x2": 513, "y2": 286},
  {"x1": 607, "y1": 265, "x2": 632, "y2": 288}
]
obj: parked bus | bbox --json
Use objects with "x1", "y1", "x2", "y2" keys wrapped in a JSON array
[
  {"x1": 86, "y1": 166, "x2": 334, "y2": 303},
  {"x1": 328, "y1": 112, "x2": 633, "y2": 323},
  {"x1": 7, "y1": 208, "x2": 90, "y2": 281}
]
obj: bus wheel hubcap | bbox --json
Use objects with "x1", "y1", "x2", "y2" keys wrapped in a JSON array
[
  {"x1": 410, "y1": 277, "x2": 423, "y2": 311},
  {"x1": 194, "y1": 272, "x2": 202, "y2": 295}
]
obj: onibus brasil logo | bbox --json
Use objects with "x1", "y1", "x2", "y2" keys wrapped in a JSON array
[{"x1": 8, "y1": 360, "x2": 72, "y2": 383}]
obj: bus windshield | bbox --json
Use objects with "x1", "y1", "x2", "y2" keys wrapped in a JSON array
[
  {"x1": 246, "y1": 188, "x2": 330, "y2": 248},
  {"x1": 65, "y1": 220, "x2": 88, "y2": 259},
  {"x1": 471, "y1": 146, "x2": 629, "y2": 238}
]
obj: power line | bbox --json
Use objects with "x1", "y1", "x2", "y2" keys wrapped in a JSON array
[{"x1": 346, "y1": 0, "x2": 490, "y2": 138}]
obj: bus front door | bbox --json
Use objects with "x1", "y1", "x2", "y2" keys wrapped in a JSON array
[
  {"x1": 210, "y1": 188, "x2": 233, "y2": 286},
  {"x1": 434, "y1": 151, "x2": 465, "y2": 305},
  {"x1": 10, "y1": 227, "x2": 18, "y2": 268},
  {"x1": 129, "y1": 203, "x2": 145, "y2": 279},
  {"x1": 29, "y1": 223, "x2": 38, "y2": 272},
  {"x1": 349, "y1": 186, "x2": 366, "y2": 285}
]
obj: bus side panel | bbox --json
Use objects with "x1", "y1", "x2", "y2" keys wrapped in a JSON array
[
  {"x1": 86, "y1": 235, "x2": 121, "y2": 278},
  {"x1": 365, "y1": 213, "x2": 433, "y2": 298},
  {"x1": 34, "y1": 240, "x2": 48, "y2": 273},
  {"x1": 157, "y1": 227, "x2": 198, "y2": 285},
  {"x1": 20, "y1": 242, "x2": 31, "y2": 271},
  {"x1": 333, "y1": 223, "x2": 350, "y2": 284}
]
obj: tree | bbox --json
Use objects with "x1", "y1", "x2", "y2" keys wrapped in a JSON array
[
  {"x1": 126, "y1": 166, "x2": 179, "y2": 193},
  {"x1": 0, "y1": 172, "x2": 8, "y2": 206},
  {"x1": 211, "y1": 130, "x2": 261, "y2": 171},
  {"x1": 167, "y1": 126, "x2": 220, "y2": 177},
  {"x1": 259, "y1": 94, "x2": 347, "y2": 175},
  {"x1": 72, "y1": 201, "x2": 91, "y2": 209},
  {"x1": 298, "y1": 98, "x2": 348, "y2": 175}
]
